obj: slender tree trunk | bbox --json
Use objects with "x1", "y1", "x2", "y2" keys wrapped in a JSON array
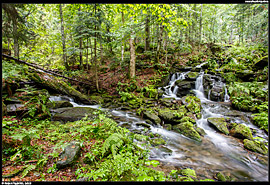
[
  {"x1": 121, "y1": 11, "x2": 125, "y2": 66},
  {"x1": 12, "y1": 18, "x2": 19, "y2": 59},
  {"x1": 199, "y1": 4, "x2": 203, "y2": 51},
  {"x1": 156, "y1": 24, "x2": 163, "y2": 63},
  {"x1": 86, "y1": 38, "x2": 89, "y2": 70},
  {"x1": 94, "y1": 4, "x2": 99, "y2": 91},
  {"x1": 164, "y1": 31, "x2": 168, "y2": 65},
  {"x1": 145, "y1": 14, "x2": 150, "y2": 51},
  {"x1": 59, "y1": 4, "x2": 68, "y2": 70},
  {"x1": 129, "y1": 18, "x2": 136, "y2": 79},
  {"x1": 79, "y1": 6, "x2": 83, "y2": 69}
]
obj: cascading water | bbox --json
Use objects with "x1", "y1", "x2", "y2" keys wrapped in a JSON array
[{"x1": 49, "y1": 64, "x2": 268, "y2": 181}]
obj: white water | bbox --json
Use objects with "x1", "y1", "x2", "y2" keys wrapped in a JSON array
[
  {"x1": 162, "y1": 71, "x2": 189, "y2": 100},
  {"x1": 49, "y1": 68, "x2": 268, "y2": 181}
]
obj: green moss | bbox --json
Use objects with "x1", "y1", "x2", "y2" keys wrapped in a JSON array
[
  {"x1": 172, "y1": 122, "x2": 201, "y2": 142},
  {"x1": 207, "y1": 117, "x2": 229, "y2": 135},
  {"x1": 184, "y1": 96, "x2": 201, "y2": 116},
  {"x1": 180, "y1": 116, "x2": 196, "y2": 124},
  {"x1": 158, "y1": 108, "x2": 184, "y2": 124},
  {"x1": 179, "y1": 168, "x2": 197, "y2": 178},
  {"x1": 232, "y1": 124, "x2": 253, "y2": 140},
  {"x1": 243, "y1": 139, "x2": 268, "y2": 155}
]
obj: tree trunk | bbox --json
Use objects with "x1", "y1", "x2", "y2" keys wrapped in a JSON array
[
  {"x1": 79, "y1": 6, "x2": 83, "y2": 70},
  {"x1": 145, "y1": 14, "x2": 150, "y2": 51},
  {"x1": 86, "y1": 37, "x2": 89, "y2": 70},
  {"x1": 94, "y1": 4, "x2": 99, "y2": 91},
  {"x1": 199, "y1": 4, "x2": 203, "y2": 51},
  {"x1": 121, "y1": 11, "x2": 125, "y2": 66},
  {"x1": 12, "y1": 17, "x2": 19, "y2": 59},
  {"x1": 129, "y1": 35, "x2": 136, "y2": 79},
  {"x1": 156, "y1": 24, "x2": 163, "y2": 63},
  {"x1": 129, "y1": 17, "x2": 136, "y2": 79},
  {"x1": 59, "y1": 4, "x2": 68, "y2": 70}
]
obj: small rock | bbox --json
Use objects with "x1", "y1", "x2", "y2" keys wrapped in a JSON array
[{"x1": 56, "y1": 141, "x2": 80, "y2": 169}]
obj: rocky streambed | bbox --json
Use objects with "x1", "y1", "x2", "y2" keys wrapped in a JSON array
[{"x1": 46, "y1": 66, "x2": 268, "y2": 181}]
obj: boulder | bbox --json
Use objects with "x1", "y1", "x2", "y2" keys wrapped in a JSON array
[
  {"x1": 158, "y1": 108, "x2": 184, "y2": 125},
  {"x1": 142, "y1": 111, "x2": 161, "y2": 125},
  {"x1": 47, "y1": 101, "x2": 73, "y2": 109},
  {"x1": 229, "y1": 124, "x2": 253, "y2": 140},
  {"x1": 56, "y1": 141, "x2": 80, "y2": 169},
  {"x1": 182, "y1": 96, "x2": 201, "y2": 119},
  {"x1": 52, "y1": 107, "x2": 98, "y2": 123},
  {"x1": 243, "y1": 139, "x2": 268, "y2": 155},
  {"x1": 209, "y1": 85, "x2": 224, "y2": 102},
  {"x1": 185, "y1": 72, "x2": 199, "y2": 81},
  {"x1": 172, "y1": 122, "x2": 201, "y2": 142},
  {"x1": 207, "y1": 117, "x2": 229, "y2": 135},
  {"x1": 174, "y1": 80, "x2": 195, "y2": 97}
]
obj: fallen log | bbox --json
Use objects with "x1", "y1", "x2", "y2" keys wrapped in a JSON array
[{"x1": 2, "y1": 54, "x2": 94, "y2": 87}]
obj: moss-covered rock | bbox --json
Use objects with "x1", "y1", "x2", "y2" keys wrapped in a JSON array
[
  {"x1": 172, "y1": 122, "x2": 201, "y2": 142},
  {"x1": 47, "y1": 101, "x2": 73, "y2": 109},
  {"x1": 150, "y1": 137, "x2": 166, "y2": 146},
  {"x1": 243, "y1": 139, "x2": 268, "y2": 155},
  {"x1": 185, "y1": 72, "x2": 199, "y2": 81},
  {"x1": 180, "y1": 116, "x2": 196, "y2": 124},
  {"x1": 142, "y1": 110, "x2": 161, "y2": 125},
  {"x1": 182, "y1": 96, "x2": 201, "y2": 119},
  {"x1": 158, "y1": 108, "x2": 184, "y2": 125},
  {"x1": 215, "y1": 172, "x2": 233, "y2": 181},
  {"x1": 52, "y1": 107, "x2": 98, "y2": 123},
  {"x1": 230, "y1": 123, "x2": 253, "y2": 140},
  {"x1": 207, "y1": 117, "x2": 229, "y2": 135},
  {"x1": 179, "y1": 168, "x2": 197, "y2": 178}
]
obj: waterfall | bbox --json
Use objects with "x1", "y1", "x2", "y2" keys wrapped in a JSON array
[
  {"x1": 162, "y1": 71, "x2": 189, "y2": 99},
  {"x1": 224, "y1": 85, "x2": 230, "y2": 102}
]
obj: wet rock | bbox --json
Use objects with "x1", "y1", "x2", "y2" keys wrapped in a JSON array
[
  {"x1": 172, "y1": 122, "x2": 201, "y2": 142},
  {"x1": 150, "y1": 137, "x2": 166, "y2": 146},
  {"x1": 47, "y1": 101, "x2": 73, "y2": 109},
  {"x1": 209, "y1": 85, "x2": 224, "y2": 102},
  {"x1": 135, "y1": 122, "x2": 151, "y2": 128},
  {"x1": 175, "y1": 80, "x2": 195, "y2": 97},
  {"x1": 207, "y1": 117, "x2": 229, "y2": 135},
  {"x1": 179, "y1": 168, "x2": 197, "y2": 179},
  {"x1": 180, "y1": 116, "x2": 196, "y2": 124},
  {"x1": 182, "y1": 96, "x2": 201, "y2": 119},
  {"x1": 159, "y1": 98, "x2": 173, "y2": 107},
  {"x1": 52, "y1": 107, "x2": 97, "y2": 123},
  {"x1": 215, "y1": 172, "x2": 232, "y2": 181},
  {"x1": 243, "y1": 139, "x2": 268, "y2": 155},
  {"x1": 158, "y1": 108, "x2": 184, "y2": 125},
  {"x1": 195, "y1": 126, "x2": 206, "y2": 136},
  {"x1": 185, "y1": 72, "x2": 199, "y2": 81},
  {"x1": 142, "y1": 110, "x2": 161, "y2": 125},
  {"x1": 230, "y1": 124, "x2": 253, "y2": 140},
  {"x1": 56, "y1": 141, "x2": 80, "y2": 169}
]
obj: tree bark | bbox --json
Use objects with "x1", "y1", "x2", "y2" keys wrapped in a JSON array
[
  {"x1": 121, "y1": 11, "x2": 125, "y2": 66},
  {"x1": 145, "y1": 14, "x2": 150, "y2": 51},
  {"x1": 94, "y1": 4, "x2": 99, "y2": 91},
  {"x1": 129, "y1": 17, "x2": 136, "y2": 79},
  {"x1": 199, "y1": 4, "x2": 203, "y2": 51},
  {"x1": 59, "y1": 4, "x2": 68, "y2": 70}
]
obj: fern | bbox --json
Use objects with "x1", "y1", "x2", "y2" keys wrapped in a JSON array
[
  {"x1": 102, "y1": 133, "x2": 125, "y2": 158},
  {"x1": 21, "y1": 164, "x2": 36, "y2": 178}
]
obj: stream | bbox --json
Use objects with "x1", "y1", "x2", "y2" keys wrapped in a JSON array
[{"x1": 49, "y1": 67, "x2": 268, "y2": 181}]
